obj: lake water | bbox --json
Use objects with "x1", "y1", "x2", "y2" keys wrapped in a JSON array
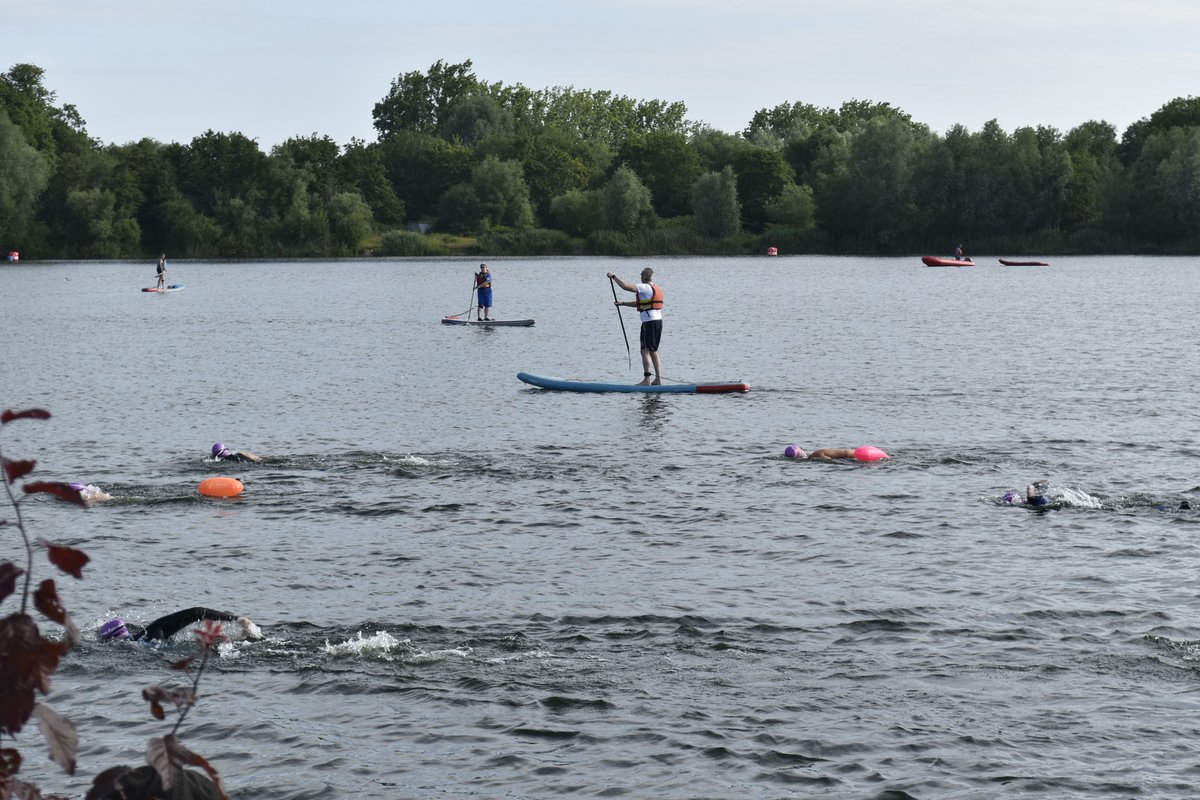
[{"x1": 2, "y1": 255, "x2": 1198, "y2": 799}]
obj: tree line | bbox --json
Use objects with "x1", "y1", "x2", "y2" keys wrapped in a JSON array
[{"x1": 3, "y1": 59, "x2": 1200, "y2": 259}]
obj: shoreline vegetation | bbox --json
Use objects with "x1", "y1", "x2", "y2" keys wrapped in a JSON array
[{"x1": 4, "y1": 60, "x2": 1200, "y2": 260}]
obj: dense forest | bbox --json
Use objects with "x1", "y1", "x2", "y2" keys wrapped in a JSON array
[{"x1": 3, "y1": 59, "x2": 1200, "y2": 259}]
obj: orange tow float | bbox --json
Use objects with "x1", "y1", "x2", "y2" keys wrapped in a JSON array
[{"x1": 198, "y1": 476, "x2": 244, "y2": 498}]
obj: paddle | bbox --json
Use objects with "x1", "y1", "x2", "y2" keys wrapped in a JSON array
[{"x1": 609, "y1": 276, "x2": 631, "y2": 370}]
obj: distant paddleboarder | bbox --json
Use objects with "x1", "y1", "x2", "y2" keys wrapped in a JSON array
[
  {"x1": 475, "y1": 263, "x2": 493, "y2": 321},
  {"x1": 608, "y1": 268, "x2": 664, "y2": 386},
  {"x1": 155, "y1": 253, "x2": 167, "y2": 289}
]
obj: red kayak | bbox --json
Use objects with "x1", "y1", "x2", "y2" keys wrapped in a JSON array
[
  {"x1": 998, "y1": 259, "x2": 1049, "y2": 266},
  {"x1": 921, "y1": 256, "x2": 974, "y2": 267}
]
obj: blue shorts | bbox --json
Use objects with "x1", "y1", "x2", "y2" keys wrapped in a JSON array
[{"x1": 477, "y1": 288, "x2": 493, "y2": 308}]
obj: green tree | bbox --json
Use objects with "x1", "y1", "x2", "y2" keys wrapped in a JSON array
[
  {"x1": 601, "y1": 165, "x2": 655, "y2": 234},
  {"x1": 1120, "y1": 95, "x2": 1200, "y2": 166},
  {"x1": 154, "y1": 188, "x2": 221, "y2": 257},
  {"x1": 1062, "y1": 121, "x2": 1118, "y2": 232},
  {"x1": 744, "y1": 101, "x2": 838, "y2": 142},
  {"x1": 814, "y1": 115, "x2": 922, "y2": 248},
  {"x1": 1126, "y1": 127, "x2": 1200, "y2": 242},
  {"x1": 691, "y1": 128, "x2": 750, "y2": 173},
  {"x1": 62, "y1": 187, "x2": 140, "y2": 258},
  {"x1": 178, "y1": 130, "x2": 272, "y2": 216},
  {"x1": 618, "y1": 128, "x2": 702, "y2": 218},
  {"x1": 273, "y1": 134, "x2": 341, "y2": 201},
  {"x1": 731, "y1": 146, "x2": 794, "y2": 233},
  {"x1": 336, "y1": 139, "x2": 404, "y2": 224},
  {"x1": 1009, "y1": 125, "x2": 1071, "y2": 232},
  {"x1": 511, "y1": 128, "x2": 592, "y2": 223},
  {"x1": 470, "y1": 155, "x2": 534, "y2": 228},
  {"x1": 0, "y1": 64, "x2": 58, "y2": 155},
  {"x1": 373, "y1": 59, "x2": 481, "y2": 138},
  {"x1": 549, "y1": 188, "x2": 603, "y2": 237},
  {"x1": 538, "y1": 86, "x2": 689, "y2": 151},
  {"x1": 0, "y1": 108, "x2": 50, "y2": 247},
  {"x1": 328, "y1": 191, "x2": 374, "y2": 254},
  {"x1": 436, "y1": 184, "x2": 485, "y2": 233},
  {"x1": 441, "y1": 93, "x2": 514, "y2": 147},
  {"x1": 765, "y1": 182, "x2": 815, "y2": 229},
  {"x1": 693, "y1": 166, "x2": 740, "y2": 239},
  {"x1": 378, "y1": 130, "x2": 471, "y2": 221}
]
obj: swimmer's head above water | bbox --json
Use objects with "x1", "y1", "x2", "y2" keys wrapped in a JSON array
[
  {"x1": 211, "y1": 442, "x2": 232, "y2": 459},
  {"x1": 100, "y1": 617, "x2": 132, "y2": 641}
]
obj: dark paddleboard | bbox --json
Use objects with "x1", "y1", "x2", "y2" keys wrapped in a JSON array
[
  {"x1": 517, "y1": 372, "x2": 748, "y2": 394},
  {"x1": 443, "y1": 316, "x2": 534, "y2": 327},
  {"x1": 142, "y1": 284, "x2": 185, "y2": 292}
]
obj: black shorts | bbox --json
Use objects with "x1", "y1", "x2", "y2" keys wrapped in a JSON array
[{"x1": 639, "y1": 319, "x2": 662, "y2": 352}]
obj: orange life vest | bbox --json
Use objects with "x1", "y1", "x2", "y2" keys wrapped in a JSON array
[{"x1": 637, "y1": 283, "x2": 664, "y2": 313}]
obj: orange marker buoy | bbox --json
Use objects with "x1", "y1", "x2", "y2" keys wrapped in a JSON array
[{"x1": 199, "y1": 476, "x2": 244, "y2": 497}]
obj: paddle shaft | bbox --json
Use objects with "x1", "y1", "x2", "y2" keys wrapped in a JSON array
[{"x1": 609, "y1": 276, "x2": 632, "y2": 369}]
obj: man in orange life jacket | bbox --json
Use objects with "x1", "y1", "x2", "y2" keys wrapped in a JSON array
[{"x1": 608, "y1": 268, "x2": 664, "y2": 386}]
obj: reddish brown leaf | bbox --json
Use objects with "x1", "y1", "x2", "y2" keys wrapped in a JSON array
[
  {"x1": 85, "y1": 766, "x2": 135, "y2": 800},
  {"x1": 164, "y1": 736, "x2": 228, "y2": 800},
  {"x1": 142, "y1": 686, "x2": 194, "y2": 711},
  {"x1": 0, "y1": 563, "x2": 22, "y2": 605},
  {"x1": 194, "y1": 619, "x2": 226, "y2": 649},
  {"x1": 0, "y1": 615, "x2": 42, "y2": 735},
  {"x1": 34, "y1": 580, "x2": 66, "y2": 626},
  {"x1": 61, "y1": 615, "x2": 81, "y2": 649},
  {"x1": 40, "y1": 541, "x2": 89, "y2": 578},
  {"x1": 23, "y1": 483, "x2": 86, "y2": 508},
  {"x1": 0, "y1": 747, "x2": 22, "y2": 778},
  {"x1": 169, "y1": 657, "x2": 195, "y2": 671},
  {"x1": 145, "y1": 736, "x2": 172, "y2": 789},
  {"x1": 3, "y1": 459, "x2": 36, "y2": 484},
  {"x1": 32, "y1": 703, "x2": 77, "y2": 776},
  {"x1": 0, "y1": 409, "x2": 51, "y2": 425},
  {"x1": 14, "y1": 776, "x2": 50, "y2": 799}
]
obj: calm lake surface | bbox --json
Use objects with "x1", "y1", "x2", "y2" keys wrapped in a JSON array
[{"x1": 2, "y1": 255, "x2": 1198, "y2": 799}]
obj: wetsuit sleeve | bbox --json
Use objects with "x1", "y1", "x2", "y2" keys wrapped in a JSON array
[{"x1": 141, "y1": 607, "x2": 240, "y2": 641}]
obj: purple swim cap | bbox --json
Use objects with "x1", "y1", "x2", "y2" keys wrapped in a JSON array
[
  {"x1": 100, "y1": 618, "x2": 131, "y2": 640},
  {"x1": 1002, "y1": 490, "x2": 1020, "y2": 504},
  {"x1": 212, "y1": 442, "x2": 230, "y2": 458},
  {"x1": 784, "y1": 445, "x2": 806, "y2": 459},
  {"x1": 69, "y1": 482, "x2": 87, "y2": 491}
]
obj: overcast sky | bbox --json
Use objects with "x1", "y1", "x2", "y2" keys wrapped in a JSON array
[{"x1": 6, "y1": 0, "x2": 1197, "y2": 151}]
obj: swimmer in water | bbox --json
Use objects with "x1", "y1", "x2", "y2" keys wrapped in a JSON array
[
  {"x1": 100, "y1": 608, "x2": 263, "y2": 644},
  {"x1": 68, "y1": 482, "x2": 113, "y2": 504},
  {"x1": 210, "y1": 442, "x2": 262, "y2": 463},
  {"x1": 784, "y1": 446, "x2": 871, "y2": 461},
  {"x1": 1001, "y1": 481, "x2": 1053, "y2": 507}
]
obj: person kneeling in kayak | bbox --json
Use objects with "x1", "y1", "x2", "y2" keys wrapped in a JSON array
[
  {"x1": 100, "y1": 607, "x2": 263, "y2": 643},
  {"x1": 211, "y1": 442, "x2": 262, "y2": 463}
]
